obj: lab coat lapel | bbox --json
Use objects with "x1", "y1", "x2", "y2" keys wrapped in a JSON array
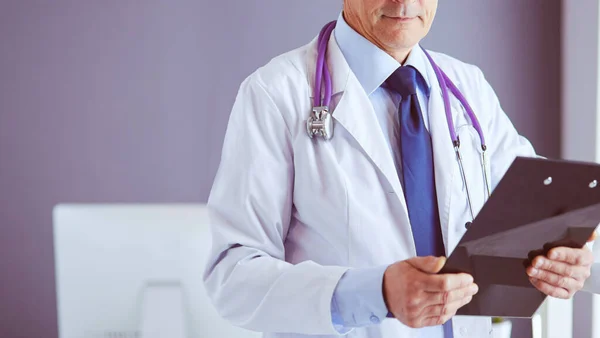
[
  {"x1": 425, "y1": 57, "x2": 459, "y2": 256},
  {"x1": 318, "y1": 36, "x2": 409, "y2": 219}
]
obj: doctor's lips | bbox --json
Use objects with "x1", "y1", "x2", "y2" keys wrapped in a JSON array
[{"x1": 384, "y1": 16, "x2": 417, "y2": 23}]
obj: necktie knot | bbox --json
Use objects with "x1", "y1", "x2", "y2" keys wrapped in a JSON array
[{"x1": 386, "y1": 66, "x2": 418, "y2": 97}]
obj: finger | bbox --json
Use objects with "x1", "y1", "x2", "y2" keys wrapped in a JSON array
[
  {"x1": 527, "y1": 248, "x2": 545, "y2": 263},
  {"x1": 530, "y1": 277, "x2": 570, "y2": 299},
  {"x1": 420, "y1": 294, "x2": 474, "y2": 318},
  {"x1": 422, "y1": 273, "x2": 474, "y2": 292},
  {"x1": 427, "y1": 283, "x2": 479, "y2": 306},
  {"x1": 530, "y1": 256, "x2": 590, "y2": 280},
  {"x1": 527, "y1": 266, "x2": 581, "y2": 290},
  {"x1": 408, "y1": 256, "x2": 447, "y2": 274},
  {"x1": 544, "y1": 239, "x2": 578, "y2": 251},
  {"x1": 589, "y1": 230, "x2": 598, "y2": 242},
  {"x1": 547, "y1": 247, "x2": 594, "y2": 266},
  {"x1": 421, "y1": 313, "x2": 453, "y2": 327}
]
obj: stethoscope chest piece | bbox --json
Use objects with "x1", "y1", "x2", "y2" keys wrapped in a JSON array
[{"x1": 306, "y1": 106, "x2": 333, "y2": 140}]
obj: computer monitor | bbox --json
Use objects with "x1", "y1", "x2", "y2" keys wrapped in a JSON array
[{"x1": 53, "y1": 204, "x2": 261, "y2": 338}]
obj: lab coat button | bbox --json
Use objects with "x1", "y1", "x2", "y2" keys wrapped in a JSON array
[
  {"x1": 459, "y1": 326, "x2": 468, "y2": 336},
  {"x1": 370, "y1": 314, "x2": 380, "y2": 324}
]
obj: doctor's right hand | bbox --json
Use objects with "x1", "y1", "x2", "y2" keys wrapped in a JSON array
[{"x1": 383, "y1": 256, "x2": 478, "y2": 328}]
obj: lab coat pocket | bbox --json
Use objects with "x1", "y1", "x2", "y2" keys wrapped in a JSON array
[{"x1": 290, "y1": 128, "x2": 352, "y2": 266}]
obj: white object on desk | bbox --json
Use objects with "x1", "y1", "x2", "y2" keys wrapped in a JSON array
[
  {"x1": 53, "y1": 204, "x2": 261, "y2": 338},
  {"x1": 491, "y1": 320, "x2": 512, "y2": 338},
  {"x1": 139, "y1": 282, "x2": 188, "y2": 338},
  {"x1": 540, "y1": 289, "x2": 574, "y2": 338}
]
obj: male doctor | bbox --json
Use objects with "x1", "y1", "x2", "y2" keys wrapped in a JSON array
[{"x1": 204, "y1": 0, "x2": 599, "y2": 337}]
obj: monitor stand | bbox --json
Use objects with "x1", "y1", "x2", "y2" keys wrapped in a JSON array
[{"x1": 138, "y1": 281, "x2": 189, "y2": 338}]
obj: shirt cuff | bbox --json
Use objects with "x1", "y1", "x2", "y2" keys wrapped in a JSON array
[{"x1": 330, "y1": 265, "x2": 391, "y2": 333}]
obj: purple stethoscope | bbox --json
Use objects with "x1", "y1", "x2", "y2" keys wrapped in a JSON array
[{"x1": 306, "y1": 21, "x2": 491, "y2": 220}]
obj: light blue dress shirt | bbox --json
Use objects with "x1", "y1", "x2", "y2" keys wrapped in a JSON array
[{"x1": 330, "y1": 14, "x2": 446, "y2": 338}]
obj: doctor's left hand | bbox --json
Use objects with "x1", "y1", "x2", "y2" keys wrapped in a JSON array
[{"x1": 526, "y1": 231, "x2": 597, "y2": 299}]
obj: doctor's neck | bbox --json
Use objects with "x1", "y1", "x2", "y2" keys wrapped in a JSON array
[{"x1": 342, "y1": 11, "x2": 413, "y2": 64}]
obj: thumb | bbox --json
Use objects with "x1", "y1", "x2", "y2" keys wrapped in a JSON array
[
  {"x1": 588, "y1": 229, "x2": 598, "y2": 243},
  {"x1": 408, "y1": 256, "x2": 447, "y2": 274}
]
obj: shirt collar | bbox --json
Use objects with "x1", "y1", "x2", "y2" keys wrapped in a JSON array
[{"x1": 334, "y1": 13, "x2": 431, "y2": 96}]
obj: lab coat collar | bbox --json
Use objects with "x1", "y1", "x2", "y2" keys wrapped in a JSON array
[{"x1": 306, "y1": 29, "x2": 349, "y2": 101}]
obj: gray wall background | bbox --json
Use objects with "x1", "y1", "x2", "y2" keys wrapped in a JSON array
[{"x1": 0, "y1": 1, "x2": 560, "y2": 337}]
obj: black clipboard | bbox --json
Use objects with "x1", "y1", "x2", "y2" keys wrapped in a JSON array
[{"x1": 441, "y1": 156, "x2": 600, "y2": 318}]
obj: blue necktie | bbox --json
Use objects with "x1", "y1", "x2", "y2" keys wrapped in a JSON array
[
  {"x1": 386, "y1": 66, "x2": 445, "y2": 258},
  {"x1": 386, "y1": 66, "x2": 453, "y2": 337}
]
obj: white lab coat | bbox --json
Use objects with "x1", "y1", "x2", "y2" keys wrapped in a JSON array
[{"x1": 203, "y1": 33, "x2": 565, "y2": 338}]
